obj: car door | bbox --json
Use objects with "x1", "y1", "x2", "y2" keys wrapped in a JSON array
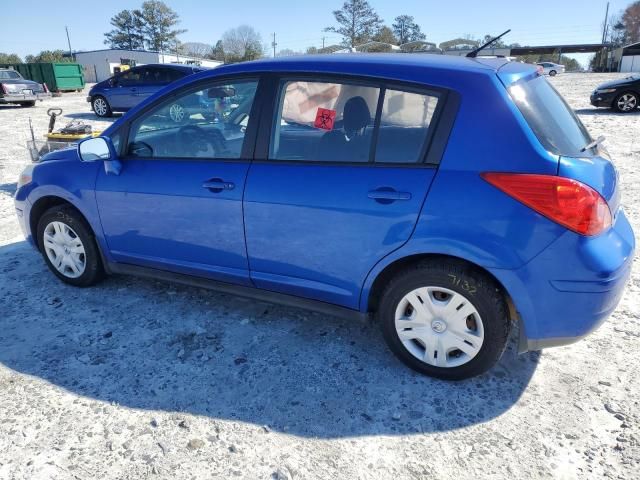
[
  {"x1": 95, "y1": 77, "x2": 262, "y2": 285},
  {"x1": 109, "y1": 67, "x2": 145, "y2": 110},
  {"x1": 243, "y1": 77, "x2": 447, "y2": 308}
]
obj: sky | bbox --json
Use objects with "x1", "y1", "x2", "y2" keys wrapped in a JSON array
[{"x1": 0, "y1": 0, "x2": 633, "y2": 67}]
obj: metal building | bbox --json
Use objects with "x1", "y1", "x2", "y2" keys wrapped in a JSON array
[{"x1": 73, "y1": 49, "x2": 222, "y2": 83}]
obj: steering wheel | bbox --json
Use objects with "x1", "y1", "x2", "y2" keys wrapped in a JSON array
[{"x1": 177, "y1": 125, "x2": 228, "y2": 157}]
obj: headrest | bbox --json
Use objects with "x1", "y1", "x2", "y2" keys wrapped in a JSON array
[{"x1": 343, "y1": 96, "x2": 371, "y2": 136}]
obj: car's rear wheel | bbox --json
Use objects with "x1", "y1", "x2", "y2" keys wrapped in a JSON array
[
  {"x1": 37, "y1": 206, "x2": 104, "y2": 287},
  {"x1": 614, "y1": 92, "x2": 638, "y2": 113},
  {"x1": 548, "y1": 70, "x2": 557, "y2": 76},
  {"x1": 20, "y1": 101, "x2": 36, "y2": 107},
  {"x1": 92, "y1": 95, "x2": 112, "y2": 117},
  {"x1": 378, "y1": 259, "x2": 510, "y2": 380}
]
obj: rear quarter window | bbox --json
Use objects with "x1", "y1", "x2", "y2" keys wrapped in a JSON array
[{"x1": 508, "y1": 75, "x2": 592, "y2": 157}]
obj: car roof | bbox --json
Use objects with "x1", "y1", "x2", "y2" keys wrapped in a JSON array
[
  {"x1": 182, "y1": 53, "x2": 537, "y2": 89},
  {"x1": 221, "y1": 53, "x2": 510, "y2": 74}
]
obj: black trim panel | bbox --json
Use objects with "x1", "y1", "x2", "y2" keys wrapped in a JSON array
[{"x1": 108, "y1": 262, "x2": 368, "y2": 322}]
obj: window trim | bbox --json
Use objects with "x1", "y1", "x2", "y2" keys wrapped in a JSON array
[
  {"x1": 117, "y1": 75, "x2": 265, "y2": 162},
  {"x1": 255, "y1": 72, "x2": 457, "y2": 168}
]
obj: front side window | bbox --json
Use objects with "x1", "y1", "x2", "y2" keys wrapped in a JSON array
[
  {"x1": 117, "y1": 69, "x2": 143, "y2": 86},
  {"x1": 375, "y1": 89, "x2": 439, "y2": 163},
  {"x1": 127, "y1": 79, "x2": 258, "y2": 159},
  {"x1": 270, "y1": 80, "x2": 380, "y2": 162}
]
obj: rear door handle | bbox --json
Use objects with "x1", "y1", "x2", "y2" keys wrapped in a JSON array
[
  {"x1": 203, "y1": 179, "x2": 235, "y2": 192},
  {"x1": 368, "y1": 188, "x2": 411, "y2": 202}
]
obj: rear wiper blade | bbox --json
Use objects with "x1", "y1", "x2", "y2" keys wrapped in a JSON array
[
  {"x1": 581, "y1": 135, "x2": 605, "y2": 152},
  {"x1": 466, "y1": 29, "x2": 511, "y2": 58}
]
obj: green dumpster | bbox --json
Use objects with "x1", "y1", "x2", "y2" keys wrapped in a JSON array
[{"x1": 0, "y1": 63, "x2": 85, "y2": 92}]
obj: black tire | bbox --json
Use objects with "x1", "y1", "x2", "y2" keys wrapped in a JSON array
[
  {"x1": 20, "y1": 101, "x2": 36, "y2": 107},
  {"x1": 36, "y1": 206, "x2": 104, "y2": 287},
  {"x1": 613, "y1": 91, "x2": 639, "y2": 113},
  {"x1": 91, "y1": 95, "x2": 112, "y2": 117},
  {"x1": 377, "y1": 259, "x2": 510, "y2": 380},
  {"x1": 548, "y1": 70, "x2": 557, "y2": 76}
]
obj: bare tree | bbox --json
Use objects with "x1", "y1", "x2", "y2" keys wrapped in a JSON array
[
  {"x1": 325, "y1": 0, "x2": 382, "y2": 48},
  {"x1": 181, "y1": 42, "x2": 212, "y2": 58},
  {"x1": 622, "y1": 1, "x2": 640, "y2": 44},
  {"x1": 221, "y1": 25, "x2": 264, "y2": 63}
]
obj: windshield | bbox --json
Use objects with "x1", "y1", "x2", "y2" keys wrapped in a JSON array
[
  {"x1": 0, "y1": 70, "x2": 21, "y2": 80},
  {"x1": 508, "y1": 75, "x2": 592, "y2": 156}
]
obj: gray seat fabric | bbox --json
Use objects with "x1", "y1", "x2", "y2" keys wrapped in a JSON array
[{"x1": 317, "y1": 96, "x2": 372, "y2": 162}]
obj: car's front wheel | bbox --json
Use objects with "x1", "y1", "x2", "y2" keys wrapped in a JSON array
[
  {"x1": 614, "y1": 92, "x2": 638, "y2": 113},
  {"x1": 37, "y1": 206, "x2": 104, "y2": 287},
  {"x1": 378, "y1": 259, "x2": 510, "y2": 380},
  {"x1": 20, "y1": 101, "x2": 36, "y2": 107},
  {"x1": 92, "y1": 95, "x2": 112, "y2": 117},
  {"x1": 548, "y1": 70, "x2": 557, "y2": 76}
]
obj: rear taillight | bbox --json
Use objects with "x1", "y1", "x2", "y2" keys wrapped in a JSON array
[
  {"x1": 481, "y1": 173, "x2": 612, "y2": 236},
  {"x1": 42, "y1": 83, "x2": 49, "y2": 93},
  {"x1": 0, "y1": 83, "x2": 7, "y2": 94}
]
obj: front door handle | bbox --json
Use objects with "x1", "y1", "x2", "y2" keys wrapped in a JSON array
[
  {"x1": 368, "y1": 188, "x2": 411, "y2": 203},
  {"x1": 203, "y1": 179, "x2": 235, "y2": 193}
]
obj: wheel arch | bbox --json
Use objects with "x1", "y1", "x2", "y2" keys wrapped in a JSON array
[
  {"x1": 363, "y1": 253, "x2": 518, "y2": 324},
  {"x1": 30, "y1": 196, "x2": 91, "y2": 251}
]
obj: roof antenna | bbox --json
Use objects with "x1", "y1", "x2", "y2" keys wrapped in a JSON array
[{"x1": 466, "y1": 29, "x2": 511, "y2": 58}]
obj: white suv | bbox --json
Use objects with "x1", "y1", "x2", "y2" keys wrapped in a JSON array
[{"x1": 536, "y1": 62, "x2": 565, "y2": 76}]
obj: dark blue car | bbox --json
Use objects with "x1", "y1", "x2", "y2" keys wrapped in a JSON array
[
  {"x1": 15, "y1": 54, "x2": 634, "y2": 379},
  {"x1": 87, "y1": 63, "x2": 204, "y2": 118}
]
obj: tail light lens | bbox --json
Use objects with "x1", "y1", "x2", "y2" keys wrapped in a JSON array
[
  {"x1": 481, "y1": 173, "x2": 612, "y2": 236},
  {"x1": 42, "y1": 83, "x2": 49, "y2": 93},
  {"x1": 1, "y1": 83, "x2": 7, "y2": 94}
]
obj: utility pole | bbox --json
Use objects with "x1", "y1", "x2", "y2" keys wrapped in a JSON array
[
  {"x1": 272, "y1": 33, "x2": 277, "y2": 57},
  {"x1": 601, "y1": 2, "x2": 610, "y2": 44},
  {"x1": 65, "y1": 26, "x2": 74, "y2": 61},
  {"x1": 322, "y1": 36, "x2": 326, "y2": 49}
]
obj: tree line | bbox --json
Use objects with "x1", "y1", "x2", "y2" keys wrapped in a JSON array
[{"x1": 1, "y1": 0, "x2": 639, "y2": 66}]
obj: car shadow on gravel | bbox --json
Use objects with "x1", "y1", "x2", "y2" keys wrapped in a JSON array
[
  {"x1": 64, "y1": 112, "x2": 121, "y2": 121},
  {"x1": 0, "y1": 241, "x2": 540, "y2": 438},
  {"x1": 0, "y1": 182, "x2": 17, "y2": 196},
  {"x1": 574, "y1": 108, "x2": 640, "y2": 116}
]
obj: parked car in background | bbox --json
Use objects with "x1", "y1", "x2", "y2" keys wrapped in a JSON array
[
  {"x1": 87, "y1": 64, "x2": 204, "y2": 118},
  {"x1": 0, "y1": 68, "x2": 51, "y2": 107},
  {"x1": 537, "y1": 62, "x2": 565, "y2": 76},
  {"x1": 590, "y1": 74, "x2": 640, "y2": 113},
  {"x1": 15, "y1": 55, "x2": 634, "y2": 380}
]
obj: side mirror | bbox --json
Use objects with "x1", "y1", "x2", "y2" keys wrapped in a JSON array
[
  {"x1": 208, "y1": 86, "x2": 235, "y2": 98},
  {"x1": 78, "y1": 137, "x2": 112, "y2": 162},
  {"x1": 78, "y1": 137, "x2": 122, "y2": 175}
]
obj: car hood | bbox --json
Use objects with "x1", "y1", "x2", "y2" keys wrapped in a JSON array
[
  {"x1": 38, "y1": 146, "x2": 79, "y2": 163},
  {"x1": 596, "y1": 77, "x2": 638, "y2": 90}
]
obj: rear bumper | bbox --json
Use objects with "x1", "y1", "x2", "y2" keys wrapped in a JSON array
[
  {"x1": 491, "y1": 209, "x2": 635, "y2": 352},
  {"x1": 0, "y1": 92, "x2": 51, "y2": 103}
]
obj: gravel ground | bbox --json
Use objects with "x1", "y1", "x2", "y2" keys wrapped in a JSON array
[{"x1": 0, "y1": 73, "x2": 638, "y2": 480}]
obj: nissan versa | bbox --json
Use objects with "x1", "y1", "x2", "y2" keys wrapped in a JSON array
[{"x1": 14, "y1": 54, "x2": 634, "y2": 380}]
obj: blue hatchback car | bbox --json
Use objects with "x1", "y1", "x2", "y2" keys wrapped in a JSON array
[
  {"x1": 87, "y1": 63, "x2": 204, "y2": 118},
  {"x1": 15, "y1": 55, "x2": 634, "y2": 379}
]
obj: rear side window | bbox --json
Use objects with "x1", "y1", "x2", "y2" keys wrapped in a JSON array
[
  {"x1": 508, "y1": 76, "x2": 591, "y2": 156},
  {"x1": 270, "y1": 80, "x2": 380, "y2": 163},
  {"x1": 376, "y1": 89, "x2": 439, "y2": 163},
  {"x1": 269, "y1": 80, "x2": 439, "y2": 164}
]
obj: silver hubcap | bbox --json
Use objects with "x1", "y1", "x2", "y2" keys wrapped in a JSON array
[
  {"x1": 395, "y1": 286, "x2": 484, "y2": 368},
  {"x1": 169, "y1": 103, "x2": 185, "y2": 122},
  {"x1": 93, "y1": 98, "x2": 107, "y2": 116},
  {"x1": 618, "y1": 94, "x2": 637, "y2": 112},
  {"x1": 43, "y1": 221, "x2": 86, "y2": 278}
]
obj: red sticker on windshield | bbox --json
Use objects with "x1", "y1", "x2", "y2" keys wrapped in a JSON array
[{"x1": 314, "y1": 108, "x2": 336, "y2": 131}]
